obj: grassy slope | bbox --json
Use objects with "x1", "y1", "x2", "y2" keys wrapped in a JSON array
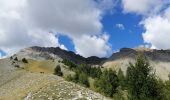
[{"x1": 0, "y1": 59, "x2": 109, "y2": 100}]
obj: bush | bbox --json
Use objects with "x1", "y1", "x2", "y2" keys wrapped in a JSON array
[
  {"x1": 62, "y1": 59, "x2": 77, "y2": 69},
  {"x1": 54, "y1": 65, "x2": 63, "y2": 76},
  {"x1": 10, "y1": 56, "x2": 13, "y2": 60},
  {"x1": 79, "y1": 73, "x2": 89, "y2": 87},
  {"x1": 14, "y1": 57, "x2": 18, "y2": 61},
  {"x1": 22, "y1": 58, "x2": 28, "y2": 63},
  {"x1": 118, "y1": 68, "x2": 126, "y2": 89},
  {"x1": 14, "y1": 65, "x2": 20, "y2": 68},
  {"x1": 65, "y1": 74, "x2": 73, "y2": 81},
  {"x1": 94, "y1": 69, "x2": 119, "y2": 97}
]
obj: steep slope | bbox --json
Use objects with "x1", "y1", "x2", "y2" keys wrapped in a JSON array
[
  {"x1": 103, "y1": 48, "x2": 170, "y2": 80},
  {"x1": 15, "y1": 46, "x2": 106, "y2": 65},
  {"x1": 0, "y1": 58, "x2": 109, "y2": 100}
]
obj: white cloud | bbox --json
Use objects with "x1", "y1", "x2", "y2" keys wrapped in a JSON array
[
  {"x1": 142, "y1": 7, "x2": 170, "y2": 49},
  {"x1": 73, "y1": 34, "x2": 111, "y2": 57},
  {"x1": 116, "y1": 23, "x2": 125, "y2": 30},
  {"x1": 96, "y1": 0, "x2": 116, "y2": 12},
  {"x1": 122, "y1": 0, "x2": 170, "y2": 15},
  {"x1": 25, "y1": 0, "x2": 103, "y2": 36},
  {"x1": 0, "y1": 0, "x2": 113, "y2": 57},
  {"x1": 122, "y1": 0, "x2": 170, "y2": 49}
]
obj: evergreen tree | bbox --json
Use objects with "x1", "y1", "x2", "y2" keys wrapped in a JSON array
[
  {"x1": 126, "y1": 55, "x2": 164, "y2": 100},
  {"x1": 118, "y1": 68, "x2": 126, "y2": 89},
  {"x1": 95, "y1": 69, "x2": 118, "y2": 97},
  {"x1": 79, "y1": 73, "x2": 89, "y2": 87},
  {"x1": 22, "y1": 58, "x2": 28, "y2": 63},
  {"x1": 72, "y1": 71, "x2": 79, "y2": 83},
  {"x1": 62, "y1": 59, "x2": 77, "y2": 69},
  {"x1": 54, "y1": 65, "x2": 63, "y2": 76},
  {"x1": 14, "y1": 57, "x2": 18, "y2": 61}
]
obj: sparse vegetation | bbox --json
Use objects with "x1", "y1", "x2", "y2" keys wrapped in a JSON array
[
  {"x1": 94, "y1": 69, "x2": 118, "y2": 97},
  {"x1": 14, "y1": 57, "x2": 18, "y2": 61},
  {"x1": 62, "y1": 59, "x2": 119, "y2": 97},
  {"x1": 22, "y1": 58, "x2": 28, "y2": 63},
  {"x1": 78, "y1": 72, "x2": 89, "y2": 87},
  {"x1": 14, "y1": 64, "x2": 20, "y2": 68},
  {"x1": 62, "y1": 59, "x2": 77, "y2": 69},
  {"x1": 117, "y1": 68, "x2": 126, "y2": 89},
  {"x1": 62, "y1": 55, "x2": 170, "y2": 100},
  {"x1": 10, "y1": 56, "x2": 13, "y2": 60},
  {"x1": 54, "y1": 65, "x2": 63, "y2": 76}
]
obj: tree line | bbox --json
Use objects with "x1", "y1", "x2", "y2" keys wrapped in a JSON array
[{"x1": 54, "y1": 56, "x2": 170, "y2": 100}]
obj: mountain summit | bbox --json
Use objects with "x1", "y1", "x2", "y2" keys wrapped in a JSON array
[{"x1": 15, "y1": 46, "x2": 107, "y2": 65}]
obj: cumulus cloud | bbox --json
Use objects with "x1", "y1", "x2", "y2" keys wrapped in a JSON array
[
  {"x1": 116, "y1": 23, "x2": 125, "y2": 30},
  {"x1": 0, "y1": 0, "x2": 113, "y2": 57},
  {"x1": 25, "y1": 0, "x2": 103, "y2": 36},
  {"x1": 122, "y1": 0, "x2": 170, "y2": 49},
  {"x1": 96, "y1": 0, "x2": 117, "y2": 12},
  {"x1": 122, "y1": 0, "x2": 170, "y2": 15},
  {"x1": 73, "y1": 34, "x2": 111, "y2": 57},
  {"x1": 142, "y1": 7, "x2": 170, "y2": 49}
]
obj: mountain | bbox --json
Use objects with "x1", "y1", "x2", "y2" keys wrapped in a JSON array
[
  {"x1": 109, "y1": 47, "x2": 170, "y2": 62},
  {"x1": 14, "y1": 46, "x2": 170, "y2": 80},
  {"x1": 14, "y1": 46, "x2": 107, "y2": 65},
  {"x1": 103, "y1": 47, "x2": 170, "y2": 80},
  {"x1": 0, "y1": 47, "x2": 109, "y2": 100},
  {"x1": 1, "y1": 46, "x2": 170, "y2": 99}
]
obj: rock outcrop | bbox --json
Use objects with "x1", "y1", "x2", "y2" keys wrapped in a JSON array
[{"x1": 15, "y1": 46, "x2": 106, "y2": 65}]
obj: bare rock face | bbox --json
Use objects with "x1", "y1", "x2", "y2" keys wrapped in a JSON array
[
  {"x1": 109, "y1": 47, "x2": 170, "y2": 62},
  {"x1": 15, "y1": 46, "x2": 106, "y2": 65},
  {"x1": 104, "y1": 47, "x2": 170, "y2": 80}
]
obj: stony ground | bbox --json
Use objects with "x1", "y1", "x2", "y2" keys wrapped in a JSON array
[
  {"x1": 0, "y1": 58, "x2": 110, "y2": 100},
  {"x1": 25, "y1": 81, "x2": 109, "y2": 100}
]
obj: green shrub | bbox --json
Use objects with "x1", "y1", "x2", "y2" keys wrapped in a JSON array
[
  {"x1": 14, "y1": 57, "x2": 18, "y2": 61},
  {"x1": 65, "y1": 74, "x2": 73, "y2": 81},
  {"x1": 118, "y1": 68, "x2": 126, "y2": 89},
  {"x1": 54, "y1": 65, "x2": 63, "y2": 76},
  {"x1": 62, "y1": 59, "x2": 77, "y2": 69},
  {"x1": 94, "y1": 69, "x2": 118, "y2": 97},
  {"x1": 79, "y1": 73, "x2": 89, "y2": 87},
  {"x1": 22, "y1": 58, "x2": 28, "y2": 63}
]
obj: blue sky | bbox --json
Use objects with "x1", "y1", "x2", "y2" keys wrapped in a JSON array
[
  {"x1": 0, "y1": 0, "x2": 170, "y2": 58},
  {"x1": 59, "y1": 14, "x2": 144, "y2": 53},
  {"x1": 59, "y1": 2, "x2": 144, "y2": 53}
]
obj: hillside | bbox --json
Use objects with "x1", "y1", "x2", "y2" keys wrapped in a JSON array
[
  {"x1": 0, "y1": 58, "x2": 109, "y2": 100},
  {"x1": 1, "y1": 46, "x2": 170, "y2": 99},
  {"x1": 103, "y1": 48, "x2": 170, "y2": 80},
  {"x1": 14, "y1": 46, "x2": 170, "y2": 80}
]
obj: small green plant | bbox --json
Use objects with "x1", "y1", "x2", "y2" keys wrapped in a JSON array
[
  {"x1": 14, "y1": 57, "x2": 18, "y2": 61},
  {"x1": 54, "y1": 65, "x2": 63, "y2": 76},
  {"x1": 94, "y1": 69, "x2": 118, "y2": 97},
  {"x1": 79, "y1": 73, "x2": 89, "y2": 87},
  {"x1": 65, "y1": 74, "x2": 73, "y2": 81},
  {"x1": 22, "y1": 58, "x2": 28, "y2": 63}
]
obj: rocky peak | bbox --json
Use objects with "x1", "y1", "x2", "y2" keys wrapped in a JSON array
[
  {"x1": 16, "y1": 46, "x2": 106, "y2": 65},
  {"x1": 109, "y1": 47, "x2": 170, "y2": 62}
]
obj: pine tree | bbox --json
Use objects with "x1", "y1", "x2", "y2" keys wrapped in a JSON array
[
  {"x1": 54, "y1": 65, "x2": 63, "y2": 76},
  {"x1": 95, "y1": 69, "x2": 118, "y2": 97},
  {"x1": 79, "y1": 73, "x2": 89, "y2": 87},
  {"x1": 118, "y1": 68, "x2": 126, "y2": 89},
  {"x1": 126, "y1": 55, "x2": 164, "y2": 100}
]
